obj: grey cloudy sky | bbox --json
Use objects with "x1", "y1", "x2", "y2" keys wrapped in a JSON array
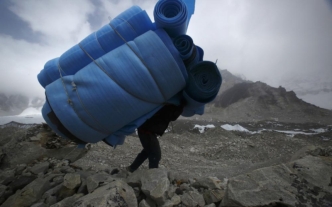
[{"x1": 0, "y1": 0, "x2": 331, "y2": 109}]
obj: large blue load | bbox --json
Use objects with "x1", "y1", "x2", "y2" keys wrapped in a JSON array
[
  {"x1": 38, "y1": 0, "x2": 222, "y2": 146},
  {"x1": 38, "y1": 6, "x2": 154, "y2": 88}
]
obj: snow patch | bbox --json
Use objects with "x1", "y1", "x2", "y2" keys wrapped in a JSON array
[
  {"x1": 220, "y1": 124, "x2": 329, "y2": 136},
  {"x1": 221, "y1": 124, "x2": 251, "y2": 132},
  {"x1": 18, "y1": 107, "x2": 42, "y2": 116},
  {"x1": 310, "y1": 128, "x2": 327, "y2": 133},
  {"x1": 273, "y1": 130, "x2": 316, "y2": 136},
  {"x1": 194, "y1": 124, "x2": 215, "y2": 133}
]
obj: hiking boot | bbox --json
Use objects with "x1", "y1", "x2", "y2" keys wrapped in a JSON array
[
  {"x1": 110, "y1": 168, "x2": 120, "y2": 175},
  {"x1": 125, "y1": 166, "x2": 134, "y2": 173}
]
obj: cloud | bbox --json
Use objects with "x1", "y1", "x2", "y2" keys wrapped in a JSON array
[
  {"x1": 0, "y1": 0, "x2": 97, "y2": 97},
  {"x1": 188, "y1": 0, "x2": 332, "y2": 88},
  {"x1": 0, "y1": 0, "x2": 331, "y2": 109},
  {"x1": 8, "y1": 0, "x2": 95, "y2": 43}
]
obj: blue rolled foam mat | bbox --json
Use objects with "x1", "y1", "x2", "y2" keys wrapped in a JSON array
[
  {"x1": 173, "y1": 34, "x2": 201, "y2": 68},
  {"x1": 42, "y1": 101, "x2": 68, "y2": 139},
  {"x1": 182, "y1": 61, "x2": 222, "y2": 116},
  {"x1": 181, "y1": 91, "x2": 205, "y2": 117},
  {"x1": 38, "y1": 58, "x2": 61, "y2": 88},
  {"x1": 44, "y1": 29, "x2": 187, "y2": 144},
  {"x1": 38, "y1": 6, "x2": 154, "y2": 88},
  {"x1": 154, "y1": 0, "x2": 190, "y2": 37},
  {"x1": 173, "y1": 35, "x2": 194, "y2": 60}
]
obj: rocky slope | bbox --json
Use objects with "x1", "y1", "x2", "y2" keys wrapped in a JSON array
[
  {"x1": 0, "y1": 70, "x2": 332, "y2": 206},
  {"x1": 204, "y1": 81, "x2": 332, "y2": 124},
  {"x1": 0, "y1": 122, "x2": 331, "y2": 207}
]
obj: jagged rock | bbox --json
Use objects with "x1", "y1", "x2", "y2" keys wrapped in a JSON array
[
  {"x1": 1, "y1": 142, "x2": 47, "y2": 168},
  {"x1": 141, "y1": 168, "x2": 170, "y2": 206},
  {"x1": 31, "y1": 202, "x2": 47, "y2": 207},
  {"x1": 45, "y1": 146, "x2": 88, "y2": 163},
  {"x1": 168, "y1": 195, "x2": 181, "y2": 206},
  {"x1": 86, "y1": 172, "x2": 117, "y2": 193},
  {"x1": 192, "y1": 176, "x2": 222, "y2": 190},
  {"x1": 50, "y1": 193, "x2": 84, "y2": 207},
  {"x1": 15, "y1": 164, "x2": 27, "y2": 175},
  {"x1": 180, "y1": 190, "x2": 205, "y2": 207},
  {"x1": 1, "y1": 174, "x2": 55, "y2": 207},
  {"x1": 73, "y1": 180, "x2": 137, "y2": 207},
  {"x1": 0, "y1": 127, "x2": 26, "y2": 146},
  {"x1": 166, "y1": 184, "x2": 177, "y2": 199},
  {"x1": 0, "y1": 169, "x2": 15, "y2": 185},
  {"x1": 138, "y1": 197, "x2": 157, "y2": 207},
  {"x1": 179, "y1": 183, "x2": 192, "y2": 192},
  {"x1": 30, "y1": 162, "x2": 50, "y2": 175},
  {"x1": 168, "y1": 171, "x2": 190, "y2": 185},
  {"x1": 75, "y1": 170, "x2": 92, "y2": 195},
  {"x1": 7, "y1": 175, "x2": 37, "y2": 192},
  {"x1": 51, "y1": 175, "x2": 64, "y2": 185},
  {"x1": 45, "y1": 195, "x2": 57, "y2": 206},
  {"x1": 160, "y1": 200, "x2": 173, "y2": 207},
  {"x1": 59, "y1": 166, "x2": 76, "y2": 173},
  {"x1": 57, "y1": 185, "x2": 77, "y2": 201},
  {"x1": 127, "y1": 169, "x2": 147, "y2": 187},
  {"x1": 221, "y1": 155, "x2": 332, "y2": 207},
  {"x1": 203, "y1": 189, "x2": 224, "y2": 204},
  {"x1": 42, "y1": 183, "x2": 63, "y2": 205},
  {"x1": 0, "y1": 184, "x2": 8, "y2": 204},
  {"x1": 63, "y1": 173, "x2": 81, "y2": 189},
  {"x1": 309, "y1": 146, "x2": 332, "y2": 157},
  {"x1": 0, "y1": 147, "x2": 5, "y2": 164},
  {"x1": 139, "y1": 199, "x2": 153, "y2": 207},
  {"x1": 205, "y1": 204, "x2": 216, "y2": 207}
]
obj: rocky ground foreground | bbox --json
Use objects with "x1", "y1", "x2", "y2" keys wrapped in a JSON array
[{"x1": 0, "y1": 120, "x2": 332, "y2": 207}]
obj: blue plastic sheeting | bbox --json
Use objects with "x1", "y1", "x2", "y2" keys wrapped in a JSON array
[
  {"x1": 182, "y1": 61, "x2": 222, "y2": 116},
  {"x1": 44, "y1": 29, "x2": 187, "y2": 144},
  {"x1": 38, "y1": 6, "x2": 154, "y2": 88},
  {"x1": 154, "y1": 0, "x2": 192, "y2": 37}
]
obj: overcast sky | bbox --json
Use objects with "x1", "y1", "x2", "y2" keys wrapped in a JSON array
[{"x1": 0, "y1": 0, "x2": 331, "y2": 109}]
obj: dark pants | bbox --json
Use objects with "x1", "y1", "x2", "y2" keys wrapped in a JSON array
[{"x1": 129, "y1": 131, "x2": 161, "y2": 172}]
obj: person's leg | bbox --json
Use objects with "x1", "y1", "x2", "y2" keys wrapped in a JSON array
[
  {"x1": 129, "y1": 132, "x2": 151, "y2": 172},
  {"x1": 147, "y1": 134, "x2": 161, "y2": 169},
  {"x1": 129, "y1": 131, "x2": 161, "y2": 171},
  {"x1": 143, "y1": 133, "x2": 161, "y2": 169}
]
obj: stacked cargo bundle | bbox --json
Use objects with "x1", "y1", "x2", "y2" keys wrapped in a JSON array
[{"x1": 37, "y1": 0, "x2": 222, "y2": 147}]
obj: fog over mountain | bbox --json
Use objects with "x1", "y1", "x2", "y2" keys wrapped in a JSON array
[{"x1": 0, "y1": 0, "x2": 331, "y2": 109}]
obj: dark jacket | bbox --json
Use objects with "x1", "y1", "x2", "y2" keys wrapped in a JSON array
[{"x1": 138, "y1": 104, "x2": 184, "y2": 136}]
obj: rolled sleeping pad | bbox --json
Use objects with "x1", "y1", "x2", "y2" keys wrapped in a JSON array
[
  {"x1": 173, "y1": 34, "x2": 202, "y2": 68},
  {"x1": 182, "y1": 61, "x2": 222, "y2": 116},
  {"x1": 43, "y1": 29, "x2": 187, "y2": 144},
  {"x1": 38, "y1": 6, "x2": 154, "y2": 88},
  {"x1": 154, "y1": 0, "x2": 190, "y2": 37}
]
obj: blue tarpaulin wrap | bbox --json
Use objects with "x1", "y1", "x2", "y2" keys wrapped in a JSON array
[
  {"x1": 44, "y1": 29, "x2": 187, "y2": 145},
  {"x1": 38, "y1": 6, "x2": 154, "y2": 88},
  {"x1": 38, "y1": 0, "x2": 222, "y2": 146}
]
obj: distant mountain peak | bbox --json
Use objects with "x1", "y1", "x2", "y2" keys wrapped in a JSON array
[{"x1": 208, "y1": 71, "x2": 332, "y2": 124}]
